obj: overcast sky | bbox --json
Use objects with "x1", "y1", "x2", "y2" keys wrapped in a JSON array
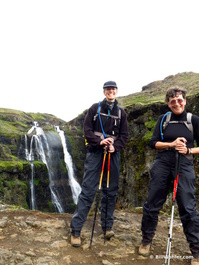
[{"x1": 1, "y1": 0, "x2": 199, "y2": 122}]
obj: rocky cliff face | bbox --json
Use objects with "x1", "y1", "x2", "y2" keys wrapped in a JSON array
[
  {"x1": 0, "y1": 111, "x2": 77, "y2": 213},
  {"x1": 1, "y1": 72, "x2": 199, "y2": 212}
]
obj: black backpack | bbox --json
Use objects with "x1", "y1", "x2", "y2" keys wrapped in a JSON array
[
  {"x1": 160, "y1": 111, "x2": 193, "y2": 140},
  {"x1": 93, "y1": 101, "x2": 121, "y2": 139}
]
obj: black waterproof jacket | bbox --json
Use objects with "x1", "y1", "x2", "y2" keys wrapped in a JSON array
[{"x1": 83, "y1": 98, "x2": 129, "y2": 152}]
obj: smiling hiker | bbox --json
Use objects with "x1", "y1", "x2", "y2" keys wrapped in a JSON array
[
  {"x1": 70, "y1": 81, "x2": 129, "y2": 247},
  {"x1": 138, "y1": 86, "x2": 199, "y2": 265}
]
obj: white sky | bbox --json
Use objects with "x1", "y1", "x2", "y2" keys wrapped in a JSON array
[{"x1": 1, "y1": 0, "x2": 199, "y2": 122}]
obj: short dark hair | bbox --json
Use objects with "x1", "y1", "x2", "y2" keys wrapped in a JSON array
[{"x1": 165, "y1": 86, "x2": 187, "y2": 103}]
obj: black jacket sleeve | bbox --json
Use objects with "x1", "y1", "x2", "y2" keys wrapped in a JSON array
[
  {"x1": 149, "y1": 115, "x2": 163, "y2": 149},
  {"x1": 83, "y1": 103, "x2": 102, "y2": 148},
  {"x1": 192, "y1": 114, "x2": 199, "y2": 147},
  {"x1": 114, "y1": 109, "x2": 129, "y2": 152}
]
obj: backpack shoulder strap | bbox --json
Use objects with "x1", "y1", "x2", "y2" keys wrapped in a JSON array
[
  {"x1": 118, "y1": 107, "x2": 121, "y2": 119},
  {"x1": 94, "y1": 102, "x2": 121, "y2": 121},
  {"x1": 160, "y1": 111, "x2": 193, "y2": 140},
  {"x1": 164, "y1": 112, "x2": 171, "y2": 128},
  {"x1": 117, "y1": 106, "x2": 122, "y2": 127},
  {"x1": 93, "y1": 102, "x2": 101, "y2": 121},
  {"x1": 160, "y1": 111, "x2": 171, "y2": 140},
  {"x1": 97, "y1": 101, "x2": 107, "y2": 138},
  {"x1": 187, "y1": 112, "x2": 192, "y2": 124},
  {"x1": 185, "y1": 112, "x2": 193, "y2": 134}
]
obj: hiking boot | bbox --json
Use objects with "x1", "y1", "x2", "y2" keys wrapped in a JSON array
[
  {"x1": 138, "y1": 243, "x2": 151, "y2": 257},
  {"x1": 105, "y1": 230, "x2": 115, "y2": 239},
  {"x1": 191, "y1": 258, "x2": 199, "y2": 265},
  {"x1": 71, "y1": 235, "x2": 81, "y2": 247}
]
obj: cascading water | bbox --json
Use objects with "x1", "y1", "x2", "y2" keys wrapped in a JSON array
[
  {"x1": 30, "y1": 162, "x2": 36, "y2": 210},
  {"x1": 26, "y1": 122, "x2": 64, "y2": 213},
  {"x1": 24, "y1": 134, "x2": 36, "y2": 210},
  {"x1": 55, "y1": 126, "x2": 81, "y2": 204}
]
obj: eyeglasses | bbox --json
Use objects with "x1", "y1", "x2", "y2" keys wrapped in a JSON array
[{"x1": 169, "y1": 98, "x2": 184, "y2": 106}]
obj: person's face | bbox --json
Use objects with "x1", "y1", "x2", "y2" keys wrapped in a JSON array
[
  {"x1": 104, "y1": 87, "x2": 117, "y2": 102},
  {"x1": 167, "y1": 93, "x2": 186, "y2": 115}
]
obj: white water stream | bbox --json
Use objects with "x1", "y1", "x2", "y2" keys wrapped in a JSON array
[
  {"x1": 55, "y1": 126, "x2": 81, "y2": 204},
  {"x1": 24, "y1": 134, "x2": 36, "y2": 210},
  {"x1": 26, "y1": 122, "x2": 64, "y2": 213}
]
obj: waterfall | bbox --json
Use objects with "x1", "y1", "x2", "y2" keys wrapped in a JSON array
[
  {"x1": 24, "y1": 134, "x2": 36, "y2": 210},
  {"x1": 26, "y1": 122, "x2": 64, "y2": 213},
  {"x1": 30, "y1": 162, "x2": 36, "y2": 210},
  {"x1": 24, "y1": 134, "x2": 30, "y2": 161},
  {"x1": 55, "y1": 126, "x2": 81, "y2": 204}
]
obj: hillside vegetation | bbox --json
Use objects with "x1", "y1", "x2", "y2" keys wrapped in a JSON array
[{"x1": 117, "y1": 72, "x2": 199, "y2": 108}]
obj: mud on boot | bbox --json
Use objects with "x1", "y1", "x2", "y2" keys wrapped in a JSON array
[
  {"x1": 105, "y1": 230, "x2": 115, "y2": 239},
  {"x1": 71, "y1": 235, "x2": 81, "y2": 247},
  {"x1": 138, "y1": 243, "x2": 151, "y2": 257}
]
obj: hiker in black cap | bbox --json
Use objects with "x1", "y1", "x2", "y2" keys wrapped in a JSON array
[
  {"x1": 138, "y1": 86, "x2": 199, "y2": 265},
  {"x1": 70, "y1": 81, "x2": 129, "y2": 247}
]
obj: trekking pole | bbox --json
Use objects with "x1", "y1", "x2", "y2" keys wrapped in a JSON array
[
  {"x1": 90, "y1": 145, "x2": 109, "y2": 247},
  {"x1": 164, "y1": 151, "x2": 181, "y2": 265},
  {"x1": 107, "y1": 151, "x2": 111, "y2": 189},
  {"x1": 104, "y1": 151, "x2": 111, "y2": 244}
]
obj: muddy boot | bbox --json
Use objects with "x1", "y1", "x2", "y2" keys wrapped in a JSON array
[
  {"x1": 191, "y1": 258, "x2": 199, "y2": 265},
  {"x1": 105, "y1": 230, "x2": 115, "y2": 239},
  {"x1": 71, "y1": 235, "x2": 81, "y2": 247},
  {"x1": 138, "y1": 243, "x2": 151, "y2": 257}
]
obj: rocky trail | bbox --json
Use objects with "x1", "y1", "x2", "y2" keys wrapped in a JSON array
[{"x1": 0, "y1": 204, "x2": 193, "y2": 265}]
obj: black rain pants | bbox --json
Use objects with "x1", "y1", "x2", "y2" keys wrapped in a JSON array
[
  {"x1": 70, "y1": 149, "x2": 120, "y2": 236},
  {"x1": 141, "y1": 150, "x2": 199, "y2": 257}
]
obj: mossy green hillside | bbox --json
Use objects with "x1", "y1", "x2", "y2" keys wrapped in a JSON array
[{"x1": 118, "y1": 72, "x2": 199, "y2": 109}]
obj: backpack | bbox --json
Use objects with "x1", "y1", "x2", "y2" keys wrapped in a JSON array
[
  {"x1": 160, "y1": 111, "x2": 193, "y2": 140},
  {"x1": 93, "y1": 101, "x2": 121, "y2": 139}
]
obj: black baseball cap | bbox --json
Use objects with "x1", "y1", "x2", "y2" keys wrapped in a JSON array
[{"x1": 103, "y1": 81, "x2": 117, "y2": 89}]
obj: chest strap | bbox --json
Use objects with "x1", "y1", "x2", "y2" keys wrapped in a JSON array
[{"x1": 94, "y1": 131, "x2": 117, "y2": 140}]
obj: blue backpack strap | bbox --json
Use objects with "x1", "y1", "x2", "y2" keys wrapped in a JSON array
[
  {"x1": 160, "y1": 111, "x2": 171, "y2": 140},
  {"x1": 98, "y1": 101, "x2": 107, "y2": 139}
]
